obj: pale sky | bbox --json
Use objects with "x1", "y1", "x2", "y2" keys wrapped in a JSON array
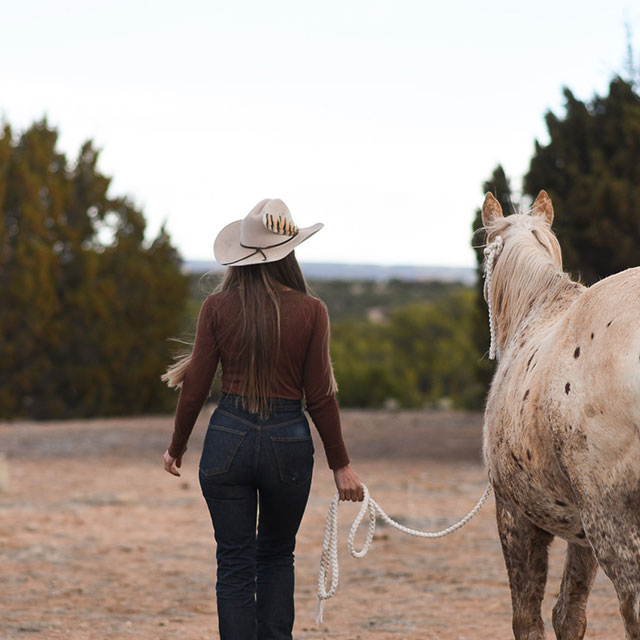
[{"x1": 2, "y1": 0, "x2": 639, "y2": 267}]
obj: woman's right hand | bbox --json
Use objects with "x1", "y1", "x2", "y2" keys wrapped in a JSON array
[
  {"x1": 333, "y1": 464, "x2": 364, "y2": 502},
  {"x1": 163, "y1": 449, "x2": 183, "y2": 477}
]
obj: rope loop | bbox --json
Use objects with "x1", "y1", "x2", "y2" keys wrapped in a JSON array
[
  {"x1": 483, "y1": 235, "x2": 503, "y2": 360},
  {"x1": 314, "y1": 482, "x2": 492, "y2": 623}
]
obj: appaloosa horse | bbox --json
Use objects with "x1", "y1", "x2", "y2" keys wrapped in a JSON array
[{"x1": 482, "y1": 191, "x2": 640, "y2": 640}]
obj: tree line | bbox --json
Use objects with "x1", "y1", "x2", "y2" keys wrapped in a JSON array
[
  {"x1": 0, "y1": 120, "x2": 189, "y2": 419},
  {"x1": 2, "y1": 71, "x2": 640, "y2": 419}
]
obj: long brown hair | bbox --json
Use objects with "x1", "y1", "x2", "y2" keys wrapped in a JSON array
[{"x1": 162, "y1": 251, "x2": 309, "y2": 416}]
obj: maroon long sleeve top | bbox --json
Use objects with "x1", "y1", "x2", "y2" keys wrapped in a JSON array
[{"x1": 168, "y1": 288, "x2": 350, "y2": 469}]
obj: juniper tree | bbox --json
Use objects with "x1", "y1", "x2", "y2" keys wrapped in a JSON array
[
  {"x1": 525, "y1": 77, "x2": 640, "y2": 285},
  {"x1": 0, "y1": 120, "x2": 188, "y2": 419}
]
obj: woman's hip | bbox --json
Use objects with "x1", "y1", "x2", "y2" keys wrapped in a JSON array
[{"x1": 199, "y1": 398, "x2": 313, "y2": 484}]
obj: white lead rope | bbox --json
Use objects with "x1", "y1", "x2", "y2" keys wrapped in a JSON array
[
  {"x1": 483, "y1": 235, "x2": 504, "y2": 361},
  {"x1": 314, "y1": 482, "x2": 493, "y2": 624}
]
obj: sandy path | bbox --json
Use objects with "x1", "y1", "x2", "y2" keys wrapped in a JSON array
[{"x1": 0, "y1": 410, "x2": 623, "y2": 639}]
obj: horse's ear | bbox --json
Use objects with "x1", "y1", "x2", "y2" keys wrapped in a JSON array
[
  {"x1": 532, "y1": 190, "x2": 554, "y2": 226},
  {"x1": 482, "y1": 192, "x2": 504, "y2": 227}
]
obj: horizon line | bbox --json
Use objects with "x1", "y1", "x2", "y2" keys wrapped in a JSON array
[{"x1": 183, "y1": 258, "x2": 477, "y2": 270}]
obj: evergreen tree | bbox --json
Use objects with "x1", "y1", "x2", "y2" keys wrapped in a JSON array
[
  {"x1": 525, "y1": 77, "x2": 640, "y2": 284},
  {"x1": 0, "y1": 120, "x2": 189, "y2": 419}
]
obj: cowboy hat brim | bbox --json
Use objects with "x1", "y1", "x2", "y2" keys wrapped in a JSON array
[{"x1": 214, "y1": 221, "x2": 324, "y2": 266}]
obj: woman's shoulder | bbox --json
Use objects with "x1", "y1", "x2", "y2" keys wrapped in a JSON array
[
  {"x1": 281, "y1": 290, "x2": 328, "y2": 324},
  {"x1": 201, "y1": 288, "x2": 240, "y2": 314},
  {"x1": 282, "y1": 289, "x2": 325, "y2": 308}
]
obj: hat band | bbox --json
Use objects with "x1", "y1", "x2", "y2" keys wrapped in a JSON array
[{"x1": 220, "y1": 232, "x2": 299, "y2": 266}]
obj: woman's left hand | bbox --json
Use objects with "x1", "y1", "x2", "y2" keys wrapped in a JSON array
[
  {"x1": 163, "y1": 449, "x2": 183, "y2": 476},
  {"x1": 333, "y1": 464, "x2": 364, "y2": 502}
]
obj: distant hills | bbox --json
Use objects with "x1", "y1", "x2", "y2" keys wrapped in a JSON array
[{"x1": 184, "y1": 260, "x2": 476, "y2": 285}]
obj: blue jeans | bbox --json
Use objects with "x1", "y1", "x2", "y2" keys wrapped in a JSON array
[{"x1": 199, "y1": 395, "x2": 314, "y2": 640}]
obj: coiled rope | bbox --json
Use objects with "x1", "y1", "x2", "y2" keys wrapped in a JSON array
[
  {"x1": 483, "y1": 235, "x2": 504, "y2": 360},
  {"x1": 315, "y1": 482, "x2": 492, "y2": 623}
]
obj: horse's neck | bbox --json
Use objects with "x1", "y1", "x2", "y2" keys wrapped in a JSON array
[{"x1": 495, "y1": 263, "x2": 583, "y2": 355}]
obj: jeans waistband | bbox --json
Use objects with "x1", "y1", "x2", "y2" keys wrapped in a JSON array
[{"x1": 217, "y1": 394, "x2": 303, "y2": 419}]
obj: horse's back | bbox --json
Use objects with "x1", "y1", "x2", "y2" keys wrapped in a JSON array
[
  {"x1": 538, "y1": 266, "x2": 640, "y2": 493},
  {"x1": 562, "y1": 266, "x2": 640, "y2": 406},
  {"x1": 568, "y1": 266, "x2": 640, "y2": 337}
]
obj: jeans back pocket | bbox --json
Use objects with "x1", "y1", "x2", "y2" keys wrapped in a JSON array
[
  {"x1": 270, "y1": 435, "x2": 314, "y2": 486},
  {"x1": 199, "y1": 425, "x2": 247, "y2": 477}
]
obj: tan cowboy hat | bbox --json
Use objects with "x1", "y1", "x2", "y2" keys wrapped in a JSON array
[{"x1": 214, "y1": 199, "x2": 323, "y2": 266}]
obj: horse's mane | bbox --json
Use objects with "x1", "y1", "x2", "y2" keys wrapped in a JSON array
[{"x1": 483, "y1": 212, "x2": 581, "y2": 354}]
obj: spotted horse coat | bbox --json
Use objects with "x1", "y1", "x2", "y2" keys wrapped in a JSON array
[{"x1": 481, "y1": 190, "x2": 640, "y2": 640}]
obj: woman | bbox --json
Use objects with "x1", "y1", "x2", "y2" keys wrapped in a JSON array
[{"x1": 162, "y1": 198, "x2": 363, "y2": 640}]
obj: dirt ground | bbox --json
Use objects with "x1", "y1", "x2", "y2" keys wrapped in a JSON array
[{"x1": 0, "y1": 409, "x2": 624, "y2": 639}]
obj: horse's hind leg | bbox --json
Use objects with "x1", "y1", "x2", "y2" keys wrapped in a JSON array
[
  {"x1": 495, "y1": 495, "x2": 553, "y2": 640},
  {"x1": 581, "y1": 507, "x2": 640, "y2": 640},
  {"x1": 551, "y1": 543, "x2": 598, "y2": 640}
]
